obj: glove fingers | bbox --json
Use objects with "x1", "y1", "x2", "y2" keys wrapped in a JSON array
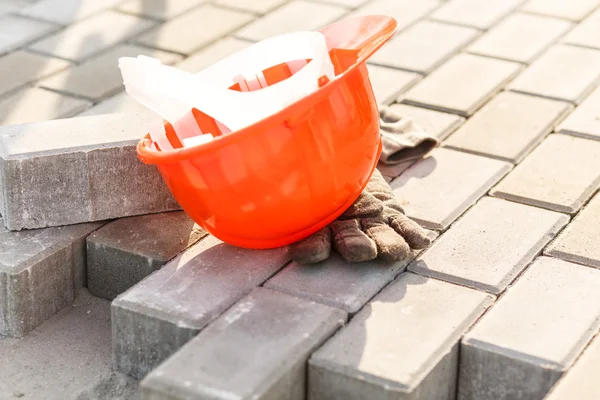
[
  {"x1": 388, "y1": 212, "x2": 431, "y2": 249},
  {"x1": 365, "y1": 169, "x2": 397, "y2": 203},
  {"x1": 340, "y1": 191, "x2": 382, "y2": 219},
  {"x1": 331, "y1": 219, "x2": 378, "y2": 263},
  {"x1": 362, "y1": 216, "x2": 411, "y2": 262},
  {"x1": 290, "y1": 227, "x2": 332, "y2": 264}
]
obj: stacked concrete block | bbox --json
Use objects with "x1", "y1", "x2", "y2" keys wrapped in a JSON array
[
  {"x1": 0, "y1": 112, "x2": 180, "y2": 231},
  {"x1": 140, "y1": 287, "x2": 346, "y2": 400},
  {"x1": 112, "y1": 235, "x2": 290, "y2": 379}
]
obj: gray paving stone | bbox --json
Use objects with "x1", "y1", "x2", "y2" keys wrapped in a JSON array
[
  {"x1": 344, "y1": 0, "x2": 441, "y2": 32},
  {"x1": 28, "y1": 10, "x2": 156, "y2": 62},
  {"x1": 18, "y1": 0, "x2": 123, "y2": 25},
  {"x1": 0, "y1": 50, "x2": 70, "y2": 98},
  {"x1": 134, "y1": 4, "x2": 252, "y2": 55},
  {"x1": 370, "y1": 20, "x2": 479, "y2": 74},
  {"x1": 410, "y1": 197, "x2": 568, "y2": 294},
  {"x1": 520, "y1": 0, "x2": 600, "y2": 21},
  {"x1": 87, "y1": 211, "x2": 206, "y2": 301},
  {"x1": 508, "y1": 44, "x2": 600, "y2": 104},
  {"x1": 401, "y1": 53, "x2": 522, "y2": 117},
  {"x1": 467, "y1": 12, "x2": 572, "y2": 64},
  {"x1": 544, "y1": 333, "x2": 600, "y2": 400},
  {"x1": 39, "y1": 44, "x2": 182, "y2": 101},
  {"x1": 444, "y1": 91, "x2": 573, "y2": 163},
  {"x1": 175, "y1": 36, "x2": 251, "y2": 73},
  {"x1": 309, "y1": 272, "x2": 493, "y2": 400},
  {"x1": 0, "y1": 14, "x2": 57, "y2": 56},
  {"x1": 77, "y1": 91, "x2": 148, "y2": 116},
  {"x1": 430, "y1": 0, "x2": 524, "y2": 30},
  {"x1": 0, "y1": 112, "x2": 179, "y2": 231},
  {"x1": 118, "y1": 0, "x2": 208, "y2": 20},
  {"x1": 459, "y1": 256, "x2": 600, "y2": 400},
  {"x1": 556, "y1": 85, "x2": 600, "y2": 140},
  {"x1": 384, "y1": 103, "x2": 465, "y2": 141},
  {"x1": 545, "y1": 192, "x2": 600, "y2": 268},
  {"x1": 317, "y1": 0, "x2": 369, "y2": 8},
  {"x1": 390, "y1": 148, "x2": 512, "y2": 230},
  {"x1": 562, "y1": 7, "x2": 600, "y2": 50},
  {"x1": 0, "y1": 87, "x2": 91, "y2": 126},
  {"x1": 112, "y1": 236, "x2": 290, "y2": 379},
  {"x1": 215, "y1": 0, "x2": 289, "y2": 14},
  {"x1": 490, "y1": 134, "x2": 600, "y2": 214},
  {"x1": 140, "y1": 287, "x2": 346, "y2": 400},
  {"x1": 235, "y1": 0, "x2": 346, "y2": 42},
  {"x1": 366, "y1": 64, "x2": 421, "y2": 105},
  {"x1": 0, "y1": 218, "x2": 102, "y2": 337}
]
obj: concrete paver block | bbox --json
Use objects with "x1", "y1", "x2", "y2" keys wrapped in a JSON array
[
  {"x1": 112, "y1": 236, "x2": 290, "y2": 379},
  {"x1": 140, "y1": 287, "x2": 346, "y2": 400},
  {"x1": 390, "y1": 148, "x2": 512, "y2": 230},
  {"x1": 39, "y1": 44, "x2": 182, "y2": 101},
  {"x1": 87, "y1": 211, "x2": 206, "y2": 301},
  {"x1": 459, "y1": 256, "x2": 600, "y2": 400},
  {"x1": 544, "y1": 333, "x2": 600, "y2": 400},
  {"x1": 77, "y1": 91, "x2": 147, "y2": 117},
  {"x1": 430, "y1": 0, "x2": 524, "y2": 30},
  {"x1": 309, "y1": 273, "x2": 493, "y2": 400},
  {"x1": 117, "y1": 0, "x2": 209, "y2": 20},
  {"x1": 0, "y1": 14, "x2": 57, "y2": 56},
  {"x1": 344, "y1": 0, "x2": 441, "y2": 32},
  {"x1": 520, "y1": 0, "x2": 600, "y2": 21},
  {"x1": 175, "y1": 36, "x2": 251, "y2": 73},
  {"x1": 562, "y1": 8, "x2": 600, "y2": 51},
  {"x1": 0, "y1": 87, "x2": 91, "y2": 126},
  {"x1": 490, "y1": 134, "x2": 600, "y2": 214},
  {"x1": 18, "y1": 0, "x2": 123, "y2": 25},
  {"x1": 234, "y1": 0, "x2": 347, "y2": 42},
  {"x1": 0, "y1": 51, "x2": 70, "y2": 99},
  {"x1": 401, "y1": 53, "x2": 522, "y2": 117},
  {"x1": 467, "y1": 12, "x2": 572, "y2": 64},
  {"x1": 135, "y1": 4, "x2": 253, "y2": 55},
  {"x1": 0, "y1": 112, "x2": 179, "y2": 230},
  {"x1": 444, "y1": 91, "x2": 572, "y2": 163},
  {"x1": 216, "y1": 0, "x2": 289, "y2": 14},
  {"x1": 545, "y1": 192, "x2": 600, "y2": 268},
  {"x1": 508, "y1": 44, "x2": 600, "y2": 104},
  {"x1": 0, "y1": 218, "x2": 102, "y2": 337},
  {"x1": 366, "y1": 64, "x2": 421, "y2": 105},
  {"x1": 556, "y1": 85, "x2": 600, "y2": 140},
  {"x1": 28, "y1": 10, "x2": 156, "y2": 62},
  {"x1": 370, "y1": 20, "x2": 479, "y2": 74},
  {"x1": 410, "y1": 197, "x2": 568, "y2": 294},
  {"x1": 317, "y1": 0, "x2": 370, "y2": 8},
  {"x1": 383, "y1": 103, "x2": 465, "y2": 141}
]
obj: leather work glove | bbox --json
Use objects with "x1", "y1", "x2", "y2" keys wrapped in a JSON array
[{"x1": 291, "y1": 168, "x2": 431, "y2": 264}]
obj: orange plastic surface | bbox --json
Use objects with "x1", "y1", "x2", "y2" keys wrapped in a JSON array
[{"x1": 136, "y1": 15, "x2": 399, "y2": 249}]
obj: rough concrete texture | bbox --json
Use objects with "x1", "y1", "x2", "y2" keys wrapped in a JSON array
[
  {"x1": 75, "y1": 371, "x2": 140, "y2": 400},
  {"x1": 390, "y1": 147, "x2": 512, "y2": 230},
  {"x1": 0, "y1": 290, "x2": 120, "y2": 400},
  {"x1": 87, "y1": 211, "x2": 206, "y2": 300},
  {"x1": 459, "y1": 257, "x2": 600, "y2": 400},
  {"x1": 140, "y1": 287, "x2": 346, "y2": 400},
  {"x1": 490, "y1": 134, "x2": 600, "y2": 214},
  {"x1": 309, "y1": 272, "x2": 493, "y2": 400},
  {"x1": 0, "y1": 112, "x2": 179, "y2": 230},
  {"x1": 431, "y1": 0, "x2": 523, "y2": 30},
  {"x1": 410, "y1": 197, "x2": 568, "y2": 294},
  {"x1": 112, "y1": 236, "x2": 290, "y2": 379},
  {"x1": 0, "y1": 217, "x2": 102, "y2": 337},
  {"x1": 544, "y1": 333, "x2": 600, "y2": 400},
  {"x1": 545, "y1": 192, "x2": 600, "y2": 268},
  {"x1": 556, "y1": 85, "x2": 600, "y2": 141}
]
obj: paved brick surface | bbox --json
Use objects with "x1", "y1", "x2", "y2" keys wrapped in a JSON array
[
  {"x1": 135, "y1": 4, "x2": 253, "y2": 55},
  {"x1": 562, "y1": 8, "x2": 600, "y2": 50},
  {"x1": 544, "y1": 333, "x2": 600, "y2": 400},
  {"x1": 112, "y1": 236, "x2": 290, "y2": 379},
  {"x1": 430, "y1": 0, "x2": 524, "y2": 30},
  {"x1": 490, "y1": 134, "x2": 600, "y2": 214},
  {"x1": 370, "y1": 20, "x2": 479, "y2": 74},
  {"x1": 18, "y1": 0, "x2": 124, "y2": 25},
  {"x1": 401, "y1": 53, "x2": 522, "y2": 117},
  {"x1": 87, "y1": 211, "x2": 206, "y2": 301},
  {"x1": 459, "y1": 256, "x2": 600, "y2": 400},
  {"x1": 175, "y1": 36, "x2": 251, "y2": 72},
  {"x1": 444, "y1": 91, "x2": 572, "y2": 163},
  {"x1": 118, "y1": 0, "x2": 209, "y2": 20},
  {"x1": 366, "y1": 64, "x2": 420, "y2": 105},
  {"x1": 309, "y1": 273, "x2": 493, "y2": 400},
  {"x1": 508, "y1": 44, "x2": 600, "y2": 104},
  {"x1": 556, "y1": 85, "x2": 600, "y2": 140},
  {"x1": 467, "y1": 13, "x2": 572, "y2": 64},
  {"x1": 0, "y1": 218, "x2": 102, "y2": 337},
  {"x1": 141, "y1": 287, "x2": 346, "y2": 400},
  {"x1": 410, "y1": 197, "x2": 568, "y2": 294},
  {"x1": 216, "y1": 0, "x2": 289, "y2": 14},
  {"x1": 520, "y1": 0, "x2": 600, "y2": 21},
  {"x1": 0, "y1": 14, "x2": 57, "y2": 56},
  {"x1": 0, "y1": 51, "x2": 70, "y2": 98},
  {"x1": 343, "y1": 0, "x2": 440, "y2": 32},
  {"x1": 545, "y1": 192, "x2": 600, "y2": 268},
  {"x1": 0, "y1": 112, "x2": 178, "y2": 230},
  {"x1": 77, "y1": 91, "x2": 149, "y2": 116},
  {"x1": 390, "y1": 148, "x2": 511, "y2": 230}
]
